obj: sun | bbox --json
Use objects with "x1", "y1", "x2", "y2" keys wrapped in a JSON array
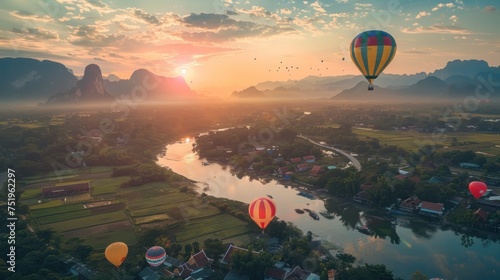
[{"x1": 181, "y1": 69, "x2": 187, "y2": 75}]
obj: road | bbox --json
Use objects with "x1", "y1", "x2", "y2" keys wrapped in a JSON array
[{"x1": 298, "y1": 135, "x2": 362, "y2": 171}]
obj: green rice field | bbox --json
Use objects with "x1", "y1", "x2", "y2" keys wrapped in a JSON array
[
  {"x1": 91, "y1": 176, "x2": 129, "y2": 195},
  {"x1": 353, "y1": 128, "x2": 500, "y2": 155},
  {"x1": 42, "y1": 211, "x2": 128, "y2": 232},
  {"x1": 23, "y1": 172, "x2": 254, "y2": 250}
]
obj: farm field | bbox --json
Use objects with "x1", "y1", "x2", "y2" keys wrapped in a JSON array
[
  {"x1": 24, "y1": 171, "x2": 254, "y2": 250},
  {"x1": 353, "y1": 128, "x2": 500, "y2": 155}
]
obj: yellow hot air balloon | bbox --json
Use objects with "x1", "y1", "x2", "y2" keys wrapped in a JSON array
[
  {"x1": 105, "y1": 242, "x2": 128, "y2": 268},
  {"x1": 350, "y1": 30, "x2": 397, "y2": 91}
]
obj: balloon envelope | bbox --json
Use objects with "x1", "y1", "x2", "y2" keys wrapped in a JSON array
[
  {"x1": 350, "y1": 30, "x2": 397, "y2": 87},
  {"x1": 105, "y1": 242, "x2": 128, "y2": 268},
  {"x1": 146, "y1": 246, "x2": 167, "y2": 267},
  {"x1": 248, "y1": 197, "x2": 277, "y2": 230},
  {"x1": 468, "y1": 181, "x2": 487, "y2": 199}
]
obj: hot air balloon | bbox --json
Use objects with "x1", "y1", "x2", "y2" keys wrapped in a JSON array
[
  {"x1": 468, "y1": 181, "x2": 487, "y2": 199},
  {"x1": 248, "y1": 197, "x2": 277, "y2": 232},
  {"x1": 105, "y1": 242, "x2": 128, "y2": 268},
  {"x1": 146, "y1": 246, "x2": 166, "y2": 266},
  {"x1": 350, "y1": 30, "x2": 397, "y2": 91}
]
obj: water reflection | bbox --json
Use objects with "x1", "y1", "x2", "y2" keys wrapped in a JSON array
[
  {"x1": 157, "y1": 139, "x2": 500, "y2": 280},
  {"x1": 324, "y1": 199, "x2": 361, "y2": 230}
]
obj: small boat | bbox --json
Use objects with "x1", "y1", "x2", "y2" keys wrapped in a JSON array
[
  {"x1": 295, "y1": 209, "x2": 305, "y2": 214},
  {"x1": 202, "y1": 161, "x2": 210, "y2": 166},
  {"x1": 309, "y1": 210, "x2": 320, "y2": 220}
]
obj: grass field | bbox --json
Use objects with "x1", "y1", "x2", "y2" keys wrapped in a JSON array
[
  {"x1": 353, "y1": 128, "x2": 500, "y2": 155},
  {"x1": 36, "y1": 209, "x2": 91, "y2": 224},
  {"x1": 30, "y1": 203, "x2": 85, "y2": 217},
  {"x1": 91, "y1": 176, "x2": 130, "y2": 195},
  {"x1": 42, "y1": 211, "x2": 128, "y2": 232},
  {"x1": 174, "y1": 213, "x2": 251, "y2": 244},
  {"x1": 79, "y1": 227, "x2": 138, "y2": 250},
  {"x1": 21, "y1": 189, "x2": 41, "y2": 199},
  {"x1": 29, "y1": 200, "x2": 65, "y2": 210}
]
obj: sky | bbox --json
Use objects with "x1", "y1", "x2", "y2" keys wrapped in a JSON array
[{"x1": 0, "y1": 0, "x2": 499, "y2": 95}]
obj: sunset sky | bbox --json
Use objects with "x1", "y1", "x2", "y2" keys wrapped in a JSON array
[{"x1": 0, "y1": 0, "x2": 498, "y2": 95}]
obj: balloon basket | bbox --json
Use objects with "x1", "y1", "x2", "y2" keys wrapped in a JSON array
[{"x1": 258, "y1": 232, "x2": 270, "y2": 239}]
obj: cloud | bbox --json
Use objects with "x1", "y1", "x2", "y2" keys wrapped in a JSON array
[
  {"x1": 85, "y1": 0, "x2": 107, "y2": 8},
  {"x1": 450, "y1": 15, "x2": 457, "y2": 23},
  {"x1": 484, "y1": 6, "x2": 496, "y2": 12},
  {"x1": 354, "y1": 3, "x2": 373, "y2": 10},
  {"x1": 10, "y1": 10, "x2": 53, "y2": 22},
  {"x1": 235, "y1": 6, "x2": 282, "y2": 21},
  {"x1": 280, "y1": 8, "x2": 292, "y2": 15},
  {"x1": 415, "y1": 11, "x2": 431, "y2": 19},
  {"x1": 179, "y1": 24, "x2": 297, "y2": 43},
  {"x1": 311, "y1": 1, "x2": 326, "y2": 14},
  {"x1": 11, "y1": 27, "x2": 59, "y2": 40},
  {"x1": 130, "y1": 8, "x2": 161, "y2": 25},
  {"x1": 226, "y1": 10, "x2": 238, "y2": 15},
  {"x1": 431, "y1": 3, "x2": 455, "y2": 11},
  {"x1": 453, "y1": 36, "x2": 467, "y2": 39},
  {"x1": 402, "y1": 24, "x2": 472, "y2": 34}
]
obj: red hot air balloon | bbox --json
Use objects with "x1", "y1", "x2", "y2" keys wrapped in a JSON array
[
  {"x1": 248, "y1": 197, "x2": 277, "y2": 232},
  {"x1": 146, "y1": 246, "x2": 166, "y2": 266},
  {"x1": 469, "y1": 181, "x2": 487, "y2": 199}
]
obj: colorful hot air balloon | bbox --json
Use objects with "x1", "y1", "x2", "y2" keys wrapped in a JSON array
[
  {"x1": 468, "y1": 181, "x2": 487, "y2": 199},
  {"x1": 105, "y1": 242, "x2": 128, "y2": 268},
  {"x1": 248, "y1": 197, "x2": 277, "y2": 232},
  {"x1": 350, "y1": 30, "x2": 397, "y2": 91},
  {"x1": 146, "y1": 246, "x2": 166, "y2": 267}
]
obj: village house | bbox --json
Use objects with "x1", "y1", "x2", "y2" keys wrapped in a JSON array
[
  {"x1": 302, "y1": 155, "x2": 316, "y2": 163},
  {"x1": 295, "y1": 164, "x2": 310, "y2": 172},
  {"x1": 309, "y1": 165, "x2": 323, "y2": 177},
  {"x1": 399, "y1": 195, "x2": 422, "y2": 213},
  {"x1": 418, "y1": 201, "x2": 444, "y2": 218},
  {"x1": 290, "y1": 157, "x2": 303, "y2": 164}
]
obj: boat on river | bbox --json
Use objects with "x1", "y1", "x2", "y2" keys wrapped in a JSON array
[
  {"x1": 297, "y1": 191, "x2": 314, "y2": 199},
  {"x1": 295, "y1": 209, "x2": 305, "y2": 214},
  {"x1": 309, "y1": 210, "x2": 320, "y2": 220}
]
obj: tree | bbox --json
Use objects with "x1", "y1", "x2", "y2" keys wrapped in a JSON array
[
  {"x1": 192, "y1": 241, "x2": 200, "y2": 253},
  {"x1": 203, "y1": 239, "x2": 225, "y2": 263},
  {"x1": 184, "y1": 244, "x2": 192, "y2": 257},
  {"x1": 75, "y1": 244, "x2": 93, "y2": 262},
  {"x1": 410, "y1": 270, "x2": 428, "y2": 280}
]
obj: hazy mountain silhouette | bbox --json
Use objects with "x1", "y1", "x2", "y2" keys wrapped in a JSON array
[
  {"x1": 104, "y1": 69, "x2": 196, "y2": 100},
  {"x1": 47, "y1": 64, "x2": 116, "y2": 104},
  {"x1": 231, "y1": 86, "x2": 266, "y2": 98},
  {"x1": 0, "y1": 57, "x2": 77, "y2": 102},
  {"x1": 333, "y1": 74, "x2": 500, "y2": 101}
]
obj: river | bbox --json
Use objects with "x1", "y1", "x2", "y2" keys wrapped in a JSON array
[{"x1": 156, "y1": 140, "x2": 500, "y2": 280}]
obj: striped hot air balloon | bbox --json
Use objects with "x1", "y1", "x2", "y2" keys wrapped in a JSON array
[
  {"x1": 145, "y1": 246, "x2": 166, "y2": 267},
  {"x1": 350, "y1": 30, "x2": 397, "y2": 91},
  {"x1": 248, "y1": 197, "x2": 277, "y2": 232}
]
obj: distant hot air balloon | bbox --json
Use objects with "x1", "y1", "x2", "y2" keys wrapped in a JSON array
[
  {"x1": 248, "y1": 197, "x2": 277, "y2": 232},
  {"x1": 105, "y1": 242, "x2": 128, "y2": 268},
  {"x1": 342, "y1": 57, "x2": 345, "y2": 61},
  {"x1": 468, "y1": 181, "x2": 487, "y2": 199},
  {"x1": 350, "y1": 30, "x2": 397, "y2": 91},
  {"x1": 146, "y1": 246, "x2": 166, "y2": 267}
]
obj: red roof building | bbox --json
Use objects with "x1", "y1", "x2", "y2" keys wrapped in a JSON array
[
  {"x1": 419, "y1": 201, "x2": 444, "y2": 217},
  {"x1": 302, "y1": 155, "x2": 316, "y2": 163},
  {"x1": 309, "y1": 165, "x2": 323, "y2": 176},
  {"x1": 474, "y1": 208, "x2": 488, "y2": 222},
  {"x1": 290, "y1": 157, "x2": 303, "y2": 164}
]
